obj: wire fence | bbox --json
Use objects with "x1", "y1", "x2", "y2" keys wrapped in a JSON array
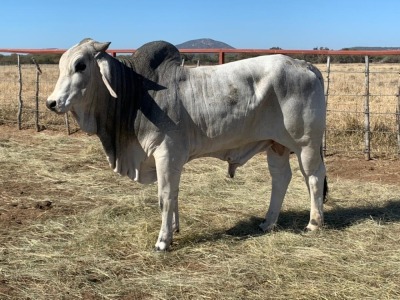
[
  {"x1": 319, "y1": 57, "x2": 400, "y2": 159},
  {"x1": 0, "y1": 52, "x2": 399, "y2": 159},
  {"x1": 0, "y1": 60, "x2": 80, "y2": 133}
]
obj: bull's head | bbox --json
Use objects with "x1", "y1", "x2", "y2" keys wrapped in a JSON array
[{"x1": 46, "y1": 38, "x2": 119, "y2": 133}]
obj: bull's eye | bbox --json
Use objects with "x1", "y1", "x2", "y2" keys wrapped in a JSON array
[{"x1": 75, "y1": 61, "x2": 86, "y2": 72}]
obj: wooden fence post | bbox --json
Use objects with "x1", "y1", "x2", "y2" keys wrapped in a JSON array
[
  {"x1": 17, "y1": 55, "x2": 23, "y2": 130},
  {"x1": 323, "y1": 56, "x2": 331, "y2": 157},
  {"x1": 64, "y1": 113, "x2": 71, "y2": 135},
  {"x1": 364, "y1": 56, "x2": 371, "y2": 160},
  {"x1": 31, "y1": 57, "x2": 42, "y2": 132},
  {"x1": 397, "y1": 75, "x2": 400, "y2": 157}
]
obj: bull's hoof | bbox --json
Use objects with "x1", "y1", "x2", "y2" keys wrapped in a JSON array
[
  {"x1": 154, "y1": 241, "x2": 169, "y2": 252},
  {"x1": 304, "y1": 226, "x2": 320, "y2": 234},
  {"x1": 304, "y1": 226, "x2": 312, "y2": 233},
  {"x1": 259, "y1": 221, "x2": 276, "y2": 232},
  {"x1": 305, "y1": 219, "x2": 322, "y2": 232},
  {"x1": 304, "y1": 226, "x2": 320, "y2": 232}
]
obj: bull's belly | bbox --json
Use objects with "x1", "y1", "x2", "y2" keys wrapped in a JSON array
[{"x1": 188, "y1": 137, "x2": 274, "y2": 165}]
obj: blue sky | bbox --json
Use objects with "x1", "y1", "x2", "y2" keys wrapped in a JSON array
[{"x1": 1, "y1": 0, "x2": 399, "y2": 50}]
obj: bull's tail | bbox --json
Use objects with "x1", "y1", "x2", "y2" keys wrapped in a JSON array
[
  {"x1": 323, "y1": 174, "x2": 328, "y2": 203},
  {"x1": 321, "y1": 145, "x2": 329, "y2": 203},
  {"x1": 315, "y1": 64, "x2": 327, "y2": 203}
]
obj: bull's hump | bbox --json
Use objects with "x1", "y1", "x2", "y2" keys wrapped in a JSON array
[{"x1": 132, "y1": 41, "x2": 181, "y2": 77}]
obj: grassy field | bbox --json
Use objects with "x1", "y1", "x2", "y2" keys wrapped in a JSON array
[
  {"x1": 0, "y1": 126, "x2": 399, "y2": 299},
  {"x1": 0, "y1": 60, "x2": 399, "y2": 157}
]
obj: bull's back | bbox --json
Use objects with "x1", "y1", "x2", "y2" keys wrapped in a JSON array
[
  {"x1": 179, "y1": 56, "x2": 278, "y2": 139},
  {"x1": 167, "y1": 55, "x2": 325, "y2": 153}
]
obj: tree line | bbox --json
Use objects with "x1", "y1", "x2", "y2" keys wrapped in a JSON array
[
  {"x1": 181, "y1": 46, "x2": 400, "y2": 64},
  {"x1": 182, "y1": 52, "x2": 400, "y2": 65},
  {"x1": 0, "y1": 53, "x2": 62, "y2": 65}
]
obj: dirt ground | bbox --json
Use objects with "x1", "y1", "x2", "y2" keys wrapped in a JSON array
[{"x1": 326, "y1": 155, "x2": 400, "y2": 185}]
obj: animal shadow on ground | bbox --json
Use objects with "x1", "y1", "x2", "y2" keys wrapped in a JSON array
[
  {"x1": 224, "y1": 198, "x2": 400, "y2": 238},
  {"x1": 173, "y1": 199, "x2": 400, "y2": 249}
]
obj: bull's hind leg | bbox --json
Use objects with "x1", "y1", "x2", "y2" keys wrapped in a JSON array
[
  {"x1": 298, "y1": 146, "x2": 327, "y2": 231},
  {"x1": 259, "y1": 144, "x2": 292, "y2": 232}
]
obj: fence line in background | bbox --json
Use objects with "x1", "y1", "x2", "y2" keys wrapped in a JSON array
[
  {"x1": 395, "y1": 93, "x2": 399, "y2": 157},
  {"x1": 64, "y1": 113, "x2": 71, "y2": 135},
  {"x1": 31, "y1": 57, "x2": 42, "y2": 132},
  {"x1": 323, "y1": 56, "x2": 331, "y2": 157},
  {"x1": 3, "y1": 47, "x2": 400, "y2": 62},
  {"x1": 17, "y1": 55, "x2": 22, "y2": 130},
  {"x1": 1, "y1": 48, "x2": 400, "y2": 158},
  {"x1": 364, "y1": 56, "x2": 371, "y2": 161}
]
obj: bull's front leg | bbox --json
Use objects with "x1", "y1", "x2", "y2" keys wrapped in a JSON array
[
  {"x1": 159, "y1": 195, "x2": 179, "y2": 233},
  {"x1": 154, "y1": 154, "x2": 184, "y2": 251}
]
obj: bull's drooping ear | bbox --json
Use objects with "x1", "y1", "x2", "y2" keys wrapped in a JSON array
[
  {"x1": 93, "y1": 41, "x2": 111, "y2": 53},
  {"x1": 95, "y1": 52, "x2": 118, "y2": 98}
]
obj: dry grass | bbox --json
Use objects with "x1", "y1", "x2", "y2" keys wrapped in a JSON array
[{"x1": 1, "y1": 127, "x2": 399, "y2": 299}]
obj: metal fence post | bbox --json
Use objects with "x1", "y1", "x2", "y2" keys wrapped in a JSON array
[
  {"x1": 364, "y1": 56, "x2": 371, "y2": 160},
  {"x1": 218, "y1": 50, "x2": 225, "y2": 64},
  {"x1": 323, "y1": 56, "x2": 331, "y2": 157}
]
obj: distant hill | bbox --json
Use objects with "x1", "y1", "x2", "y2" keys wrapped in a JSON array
[{"x1": 176, "y1": 38, "x2": 234, "y2": 49}]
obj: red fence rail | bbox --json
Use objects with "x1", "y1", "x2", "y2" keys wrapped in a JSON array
[{"x1": 2, "y1": 48, "x2": 400, "y2": 64}]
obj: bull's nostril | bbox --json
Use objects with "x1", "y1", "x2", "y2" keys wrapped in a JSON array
[{"x1": 46, "y1": 100, "x2": 57, "y2": 110}]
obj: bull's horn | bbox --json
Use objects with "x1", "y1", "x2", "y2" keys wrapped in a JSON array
[
  {"x1": 78, "y1": 38, "x2": 93, "y2": 45},
  {"x1": 93, "y1": 41, "x2": 111, "y2": 52}
]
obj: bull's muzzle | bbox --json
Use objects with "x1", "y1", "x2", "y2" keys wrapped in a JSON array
[{"x1": 46, "y1": 100, "x2": 58, "y2": 112}]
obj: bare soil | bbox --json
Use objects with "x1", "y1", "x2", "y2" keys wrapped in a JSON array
[{"x1": 326, "y1": 155, "x2": 400, "y2": 185}]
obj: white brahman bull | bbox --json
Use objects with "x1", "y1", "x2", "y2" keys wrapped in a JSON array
[{"x1": 47, "y1": 38, "x2": 327, "y2": 251}]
